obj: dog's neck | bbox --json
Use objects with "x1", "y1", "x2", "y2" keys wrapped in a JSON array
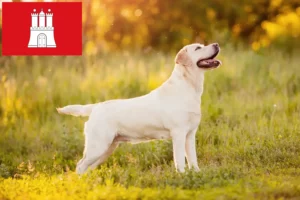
[
  {"x1": 169, "y1": 64, "x2": 204, "y2": 97},
  {"x1": 154, "y1": 64, "x2": 204, "y2": 110}
]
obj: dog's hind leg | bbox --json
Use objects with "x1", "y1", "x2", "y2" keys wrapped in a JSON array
[
  {"x1": 88, "y1": 141, "x2": 119, "y2": 170},
  {"x1": 76, "y1": 123, "x2": 116, "y2": 175}
]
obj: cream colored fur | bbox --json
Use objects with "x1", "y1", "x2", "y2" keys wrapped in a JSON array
[{"x1": 57, "y1": 43, "x2": 221, "y2": 174}]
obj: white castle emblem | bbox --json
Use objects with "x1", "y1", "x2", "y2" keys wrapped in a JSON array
[{"x1": 28, "y1": 9, "x2": 56, "y2": 48}]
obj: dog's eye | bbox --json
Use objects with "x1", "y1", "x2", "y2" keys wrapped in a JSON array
[{"x1": 195, "y1": 46, "x2": 201, "y2": 51}]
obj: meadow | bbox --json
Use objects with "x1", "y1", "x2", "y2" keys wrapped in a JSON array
[{"x1": 0, "y1": 45, "x2": 300, "y2": 199}]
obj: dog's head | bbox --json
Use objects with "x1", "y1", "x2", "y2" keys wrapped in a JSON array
[{"x1": 175, "y1": 43, "x2": 221, "y2": 70}]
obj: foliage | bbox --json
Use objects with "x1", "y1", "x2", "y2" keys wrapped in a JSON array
[
  {"x1": 81, "y1": 0, "x2": 300, "y2": 53},
  {"x1": 1, "y1": 170, "x2": 300, "y2": 199},
  {"x1": 0, "y1": 46, "x2": 300, "y2": 198}
]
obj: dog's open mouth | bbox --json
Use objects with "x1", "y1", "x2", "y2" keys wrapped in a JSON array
[{"x1": 197, "y1": 50, "x2": 221, "y2": 69}]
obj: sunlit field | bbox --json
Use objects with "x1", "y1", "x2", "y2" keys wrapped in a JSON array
[{"x1": 0, "y1": 46, "x2": 299, "y2": 199}]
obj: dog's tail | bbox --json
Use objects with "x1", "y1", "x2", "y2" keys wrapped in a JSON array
[{"x1": 57, "y1": 104, "x2": 97, "y2": 117}]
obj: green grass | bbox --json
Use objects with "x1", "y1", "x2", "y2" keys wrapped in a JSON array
[{"x1": 0, "y1": 46, "x2": 300, "y2": 199}]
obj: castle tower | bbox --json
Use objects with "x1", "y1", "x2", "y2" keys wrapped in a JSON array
[
  {"x1": 31, "y1": 9, "x2": 38, "y2": 27},
  {"x1": 46, "y1": 9, "x2": 53, "y2": 27},
  {"x1": 39, "y1": 9, "x2": 45, "y2": 27}
]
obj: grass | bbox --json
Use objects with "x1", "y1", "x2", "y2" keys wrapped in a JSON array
[{"x1": 0, "y1": 46, "x2": 300, "y2": 199}]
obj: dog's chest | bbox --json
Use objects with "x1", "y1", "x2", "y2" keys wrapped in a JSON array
[{"x1": 162, "y1": 99, "x2": 202, "y2": 130}]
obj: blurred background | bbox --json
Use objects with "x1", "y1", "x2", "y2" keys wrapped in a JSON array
[{"x1": 0, "y1": 0, "x2": 300, "y2": 54}]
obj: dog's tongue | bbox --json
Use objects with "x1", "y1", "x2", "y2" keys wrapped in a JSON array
[{"x1": 198, "y1": 59, "x2": 221, "y2": 65}]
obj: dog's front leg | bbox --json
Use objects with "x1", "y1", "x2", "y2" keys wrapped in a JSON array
[
  {"x1": 171, "y1": 129, "x2": 187, "y2": 172},
  {"x1": 185, "y1": 128, "x2": 200, "y2": 171}
]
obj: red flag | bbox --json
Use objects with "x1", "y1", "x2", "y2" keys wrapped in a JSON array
[{"x1": 2, "y1": 2, "x2": 82, "y2": 56}]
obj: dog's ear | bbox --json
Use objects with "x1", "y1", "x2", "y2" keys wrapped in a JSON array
[{"x1": 175, "y1": 48, "x2": 193, "y2": 67}]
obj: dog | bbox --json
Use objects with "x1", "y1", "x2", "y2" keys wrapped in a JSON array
[{"x1": 57, "y1": 43, "x2": 221, "y2": 174}]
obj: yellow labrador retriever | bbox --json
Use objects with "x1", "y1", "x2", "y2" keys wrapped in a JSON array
[{"x1": 57, "y1": 43, "x2": 221, "y2": 174}]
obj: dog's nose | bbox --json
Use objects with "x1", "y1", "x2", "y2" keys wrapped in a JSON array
[{"x1": 213, "y1": 43, "x2": 219, "y2": 48}]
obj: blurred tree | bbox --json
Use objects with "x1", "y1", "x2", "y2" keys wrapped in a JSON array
[{"x1": 81, "y1": 0, "x2": 300, "y2": 53}]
